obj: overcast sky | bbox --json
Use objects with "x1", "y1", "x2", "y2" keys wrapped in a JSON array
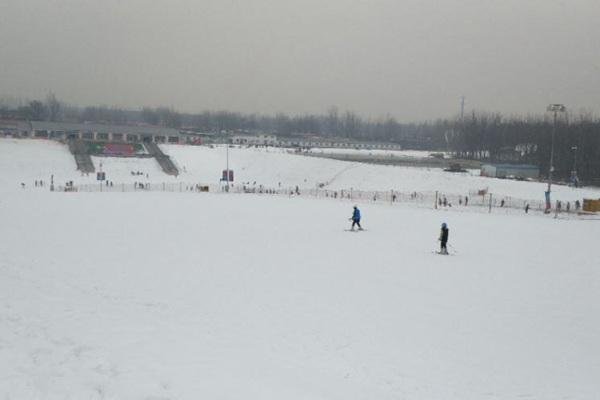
[{"x1": 1, "y1": 0, "x2": 599, "y2": 121}]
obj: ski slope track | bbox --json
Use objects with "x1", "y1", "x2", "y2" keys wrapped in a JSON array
[{"x1": 1, "y1": 138, "x2": 599, "y2": 399}]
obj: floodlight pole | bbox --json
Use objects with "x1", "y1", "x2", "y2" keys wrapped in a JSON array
[
  {"x1": 571, "y1": 146, "x2": 578, "y2": 184},
  {"x1": 545, "y1": 104, "x2": 566, "y2": 210},
  {"x1": 226, "y1": 142, "x2": 230, "y2": 190}
]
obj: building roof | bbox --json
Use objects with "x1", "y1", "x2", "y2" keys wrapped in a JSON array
[
  {"x1": 29, "y1": 121, "x2": 180, "y2": 136},
  {"x1": 0, "y1": 120, "x2": 31, "y2": 131},
  {"x1": 180, "y1": 130, "x2": 218, "y2": 136},
  {"x1": 482, "y1": 163, "x2": 539, "y2": 170}
]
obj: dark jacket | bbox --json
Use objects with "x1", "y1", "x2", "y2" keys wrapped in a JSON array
[
  {"x1": 440, "y1": 227, "x2": 449, "y2": 242},
  {"x1": 352, "y1": 208, "x2": 361, "y2": 221}
]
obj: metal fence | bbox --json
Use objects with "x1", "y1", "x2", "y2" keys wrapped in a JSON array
[{"x1": 60, "y1": 181, "x2": 586, "y2": 216}]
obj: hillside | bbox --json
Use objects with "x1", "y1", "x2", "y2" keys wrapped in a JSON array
[{"x1": 1, "y1": 138, "x2": 599, "y2": 399}]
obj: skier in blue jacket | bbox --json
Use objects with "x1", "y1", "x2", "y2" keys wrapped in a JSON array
[{"x1": 350, "y1": 205, "x2": 363, "y2": 231}]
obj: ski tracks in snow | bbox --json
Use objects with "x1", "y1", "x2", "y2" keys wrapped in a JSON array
[{"x1": 0, "y1": 260, "x2": 176, "y2": 399}]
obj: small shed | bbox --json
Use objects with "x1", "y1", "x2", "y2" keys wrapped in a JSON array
[
  {"x1": 481, "y1": 163, "x2": 539, "y2": 179},
  {"x1": 583, "y1": 199, "x2": 600, "y2": 212}
]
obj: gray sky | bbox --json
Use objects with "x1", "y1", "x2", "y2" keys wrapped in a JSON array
[{"x1": 1, "y1": 0, "x2": 599, "y2": 121}]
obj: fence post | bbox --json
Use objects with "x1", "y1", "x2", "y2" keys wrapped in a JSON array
[
  {"x1": 435, "y1": 191, "x2": 438, "y2": 209},
  {"x1": 489, "y1": 193, "x2": 493, "y2": 213}
]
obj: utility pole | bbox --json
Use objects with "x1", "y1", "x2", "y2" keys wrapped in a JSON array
[
  {"x1": 460, "y1": 96, "x2": 465, "y2": 123},
  {"x1": 226, "y1": 143, "x2": 230, "y2": 191},
  {"x1": 571, "y1": 145, "x2": 579, "y2": 186},
  {"x1": 545, "y1": 104, "x2": 566, "y2": 212}
]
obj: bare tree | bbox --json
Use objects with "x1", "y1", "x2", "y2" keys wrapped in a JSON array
[{"x1": 45, "y1": 92, "x2": 62, "y2": 121}]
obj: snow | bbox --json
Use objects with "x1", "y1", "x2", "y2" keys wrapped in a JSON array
[
  {"x1": 0, "y1": 138, "x2": 76, "y2": 191},
  {"x1": 2, "y1": 139, "x2": 599, "y2": 202},
  {"x1": 1, "y1": 191, "x2": 599, "y2": 399},
  {"x1": 1, "y1": 138, "x2": 600, "y2": 398},
  {"x1": 90, "y1": 156, "x2": 166, "y2": 183},
  {"x1": 161, "y1": 144, "x2": 600, "y2": 202}
]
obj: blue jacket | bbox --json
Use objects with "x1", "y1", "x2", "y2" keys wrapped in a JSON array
[{"x1": 352, "y1": 208, "x2": 361, "y2": 221}]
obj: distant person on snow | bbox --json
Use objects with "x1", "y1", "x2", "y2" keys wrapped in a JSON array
[
  {"x1": 350, "y1": 206, "x2": 363, "y2": 231},
  {"x1": 439, "y1": 223, "x2": 449, "y2": 254}
]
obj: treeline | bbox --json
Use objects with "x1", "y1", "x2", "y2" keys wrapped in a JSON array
[
  {"x1": 448, "y1": 112, "x2": 600, "y2": 185},
  {"x1": 1, "y1": 96, "x2": 600, "y2": 184},
  {"x1": 1, "y1": 93, "x2": 65, "y2": 122},
  {"x1": 0, "y1": 97, "x2": 444, "y2": 146}
]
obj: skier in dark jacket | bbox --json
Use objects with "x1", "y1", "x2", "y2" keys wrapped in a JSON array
[
  {"x1": 439, "y1": 223, "x2": 449, "y2": 254},
  {"x1": 350, "y1": 206, "x2": 363, "y2": 231}
]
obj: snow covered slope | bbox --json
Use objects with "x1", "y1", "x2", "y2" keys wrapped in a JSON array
[
  {"x1": 162, "y1": 144, "x2": 600, "y2": 201},
  {"x1": 1, "y1": 190, "x2": 598, "y2": 399},
  {"x1": 2, "y1": 139, "x2": 599, "y2": 202},
  {"x1": 0, "y1": 138, "x2": 76, "y2": 190},
  {"x1": 1, "y1": 138, "x2": 599, "y2": 398}
]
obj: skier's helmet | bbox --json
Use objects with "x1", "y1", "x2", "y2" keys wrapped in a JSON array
[
  {"x1": 354, "y1": 205, "x2": 358, "y2": 209},
  {"x1": 441, "y1": 222, "x2": 447, "y2": 228}
]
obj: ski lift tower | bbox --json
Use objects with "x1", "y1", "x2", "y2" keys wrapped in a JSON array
[{"x1": 545, "y1": 104, "x2": 566, "y2": 212}]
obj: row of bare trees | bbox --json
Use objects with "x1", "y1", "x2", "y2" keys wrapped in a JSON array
[
  {"x1": 448, "y1": 112, "x2": 600, "y2": 185},
  {"x1": 0, "y1": 93, "x2": 64, "y2": 122}
]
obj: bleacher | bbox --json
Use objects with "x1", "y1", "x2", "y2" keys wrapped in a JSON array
[
  {"x1": 67, "y1": 139, "x2": 95, "y2": 173},
  {"x1": 87, "y1": 142, "x2": 146, "y2": 156}
]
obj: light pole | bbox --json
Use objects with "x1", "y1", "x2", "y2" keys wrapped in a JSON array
[
  {"x1": 571, "y1": 145, "x2": 578, "y2": 187},
  {"x1": 226, "y1": 142, "x2": 230, "y2": 190},
  {"x1": 545, "y1": 104, "x2": 566, "y2": 212}
]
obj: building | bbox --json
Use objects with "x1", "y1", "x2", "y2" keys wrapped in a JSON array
[
  {"x1": 481, "y1": 163, "x2": 540, "y2": 179},
  {"x1": 583, "y1": 199, "x2": 600, "y2": 212},
  {"x1": 231, "y1": 134, "x2": 278, "y2": 146},
  {"x1": 229, "y1": 134, "x2": 404, "y2": 150},
  {"x1": 179, "y1": 130, "x2": 218, "y2": 145},
  {"x1": 0, "y1": 120, "x2": 31, "y2": 137},
  {"x1": 19, "y1": 121, "x2": 183, "y2": 144},
  {"x1": 276, "y1": 137, "x2": 403, "y2": 150}
]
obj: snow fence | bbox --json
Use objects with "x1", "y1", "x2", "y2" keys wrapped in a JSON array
[{"x1": 62, "y1": 181, "x2": 585, "y2": 216}]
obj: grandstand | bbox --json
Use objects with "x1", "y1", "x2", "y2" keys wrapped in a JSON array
[
  {"x1": 21, "y1": 121, "x2": 183, "y2": 144},
  {"x1": 87, "y1": 142, "x2": 148, "y2": 157}
]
